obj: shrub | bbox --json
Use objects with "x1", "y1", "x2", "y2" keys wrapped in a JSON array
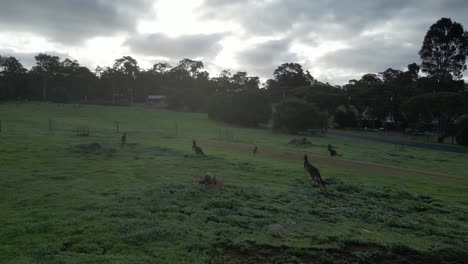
[
  {"x1": 455, "y1": 114, "x2": 468, "y2": 146},
  {"x1": 273, "y1": 99, "x2": 326, "y2": 133},
  {"x1": 208, "y1": 90, "x2": 271, "y2": 127},
  {"x1": 334, "y1": 105, "x2": 359, "y2": 128}
]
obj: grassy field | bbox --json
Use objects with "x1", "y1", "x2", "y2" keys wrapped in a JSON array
[{"x1": 1, "y1": 102, "x2": 467, "y2": 263}]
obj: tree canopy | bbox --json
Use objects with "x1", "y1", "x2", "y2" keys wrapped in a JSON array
[{"x1": 419, "y1": 17, "x2": 468, "y2": 82}]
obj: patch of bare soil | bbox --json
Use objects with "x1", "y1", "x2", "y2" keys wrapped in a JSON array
[
  {"x1": 72, "y1": 143, "x2": 117, "y2": 156},
  {"x1": 198, "y1": 173, "x2": 224, "y2": 191},
  {"x1": 288, "y1": 137, "x2": 313, "y2": 146}
]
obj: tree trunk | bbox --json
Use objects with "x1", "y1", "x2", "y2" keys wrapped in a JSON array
[{"x1": 42, "y1": 77, "x2": 47, "y2": 101}]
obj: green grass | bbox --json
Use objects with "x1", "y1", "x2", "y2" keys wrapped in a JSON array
[{"x1": 1, "y1": 102, "x2": 467, "y2": 263}]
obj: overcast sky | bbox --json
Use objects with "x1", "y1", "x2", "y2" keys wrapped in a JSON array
[{"x1": 1, "y1": 0, "x2": 467, "y2": 84}]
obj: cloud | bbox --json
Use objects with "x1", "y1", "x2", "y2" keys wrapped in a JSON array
[
  {"x1": 125, "y1": 33, "x2": 225, "y2": 60},
  {"x1": 0, "y1": 0, "x2": 155, "y2": 45},
  {"x1": 318, "y1": 37, "x2": 418, "y2": 73},
  {"x1": 199, "y1": 0, "x2": 468, "y2": 83},
  {"x1": 200, "y1": 0, "x2": 411, "y2": 38},
  {"x1": 236, "y1": 38, "x2": 299, "y2": 77},
  {"x1": 2, "y1": 0, "x2": 468, "y2": 84}
]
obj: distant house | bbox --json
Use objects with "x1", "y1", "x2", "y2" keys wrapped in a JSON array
[
  {"x1": 147, "y1": 95, "x2": 167, "y2": 102},
  {"x1": 146, "y1": 95, "x2": 167, "y2": 105}
]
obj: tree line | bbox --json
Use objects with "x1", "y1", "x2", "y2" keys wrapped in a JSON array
[{"x1": 1, "y1": 17, "x2": 468, "y2": 144}]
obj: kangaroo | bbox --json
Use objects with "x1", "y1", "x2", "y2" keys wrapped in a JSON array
[
  {"x1": 328, "y1": 144, "x2": 342, "y2": 158},
  {"x1": 192, "y1": 140, "x2": 207, "y2": 157},
  {"x1": 304, "y1": 154, "x2": 325, "y2": 188},
  {"x1": 121, "y1": 132, "x2": 127, "y2": 145},
  {"x1": 253, "y1": 145, "x2": 258, "y2": 156}
]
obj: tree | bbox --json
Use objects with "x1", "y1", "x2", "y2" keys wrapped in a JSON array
[
  {"x1": 334, "y1": 105, "x2": 359, "y2": 129},
  {"x1": 0, "y1": 56, "x2": 27, "y2": 76},
  {"x1": 402, "y1": 92, "x2": 467, "y2": 139},
  {"x1": 344, "y1": 73, "x2": 388, "y2": 125},
  {"x1": 58, "y1": 59, "x2": 95, "y2": 102},
  {"x1": 151, "y1": 62, "x2": 172, "y2": 74},
  {"x1": 170, "y1": 58, "x2": 204, "y2": 79},
  {"x1": 31, "y1": 53, "x2": 61, "y2": 75},
  {"x1": 208, "y1": 90, "x2": 271, "y2": 127},
  {"x1": 379, "y1": 67, "x2": 420, "y2": 125},
  {"x1": 212, "y1": 70, "x2": 260, "y2": 93},
  {"x1": 61, "y1": 59, "x2": 81, "y2": 76},
  {"x1": 267, "y1": 63, "x2": 313, "y2": 102},
  {"x1": 164, "y1": 59, "x2": 214, "y2": 112},
  {"x1": 0, "y1": 56, "x2": 27, "y2": 100},
  {"x1": 273, "y1": 63, "x2": 313, "y2": 87},
  {"x1": 31, "y1": 53, "x2": 61, "y2": 100},
  {"x1": 211, "y1": 70, "x2": 232, "y2": 93},
  {"x1": 231, "y1": 71, "x2": 259, "y2": 92},
  {"x1": 113, "y1": 56, "x2": 140, "y2": 78},
  {"x1": 407, "y1": 63, "x2": 420, "y2": 80},
  {"x1": 419, "y1": 18, "x2": 468, "y2": 82},
  {"x1": 455, "y1": 115, "x2": 468, "y2": 146},
  {"x1": 273, "y1": 99, "x2": 325, "y2": 133},
  {"x1": 112, "y1": 56, "x2": 140, "y2": 103},
  {"x1": 290, "y1": 82, "x2": 346, "y2": 112}
]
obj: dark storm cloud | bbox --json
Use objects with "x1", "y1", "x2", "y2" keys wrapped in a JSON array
[
  {"x1": 125, "y1": 33, "x2": 225, "y2": 59},
  {"x1": 0, "y1": 0, "x2": 154, "y2": 44},
  {"x1": 199, "y1": 0, "x2": 468, "y2": 83},
  {"x1": 236, "y1": 38, "x2": 299, "y2": 77},
  {"x1": 0, "y1": 49, "x2": 69, "y2": 69}
]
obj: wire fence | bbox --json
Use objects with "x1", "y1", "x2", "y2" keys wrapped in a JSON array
[{"x1": 0, "y1": 118, "x2": 245, "y2": 143}]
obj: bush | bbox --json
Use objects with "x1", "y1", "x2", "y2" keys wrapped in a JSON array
[
  {"x1": 455, "y1": 114, "x2": 468, "y2": 146},
  {"x1": 273, "y1": 99, "x2": 325, "y2": 133},
  {"x1": 166, "y1": 88, "x2": 209, "y2": 112},
  {"x1": 208, "y1": 90, "x2": 271, "y2": 127},
  {"x1": 334, "y1": 105, "x2": 359, "y2": 128}
]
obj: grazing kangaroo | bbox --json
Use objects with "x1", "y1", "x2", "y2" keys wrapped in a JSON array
[
  {"x1": 304, "y1": 154, "x2": 325, "y2": 188},
  {"x1": 253, "y1": 145, "x2": 258, "y2": 156},
  {"x1": 192, "y1": 140, "x2": 207, "y2": 157},
  {"x1": 328, "y1": 144, "x2": 341, "y2": 158},
  {"x1": 121, "y1": 132, "x2": 127, "y2": 145}
]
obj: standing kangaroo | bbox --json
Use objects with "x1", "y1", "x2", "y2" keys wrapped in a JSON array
[
  {"x1": 253, "y1": 145, "x2": 258, "y2": 156},
  {"x1": 304, "y1": 154, "x2": 325, "y2": 188},
  {"x1": 121, "y1": 132, "x2": 127, "y2": 146},
  {"x1": 192, "y1": 140, "x2": 207, "y2": 157},
  {"x1": 327, "y1": 144, "x2": 342, "y2": 158}
]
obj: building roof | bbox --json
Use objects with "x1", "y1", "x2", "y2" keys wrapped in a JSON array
[{"x1": 147, "y1": 95, "x2": 167, "y2": 100}]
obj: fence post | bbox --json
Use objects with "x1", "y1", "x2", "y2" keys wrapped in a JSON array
[
  {"x1": 116, "y1": 121, "x2": 119, "y2": 134},
  {"x1": 49, "y1": 119, "x2": 52, "y2": 131}
]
